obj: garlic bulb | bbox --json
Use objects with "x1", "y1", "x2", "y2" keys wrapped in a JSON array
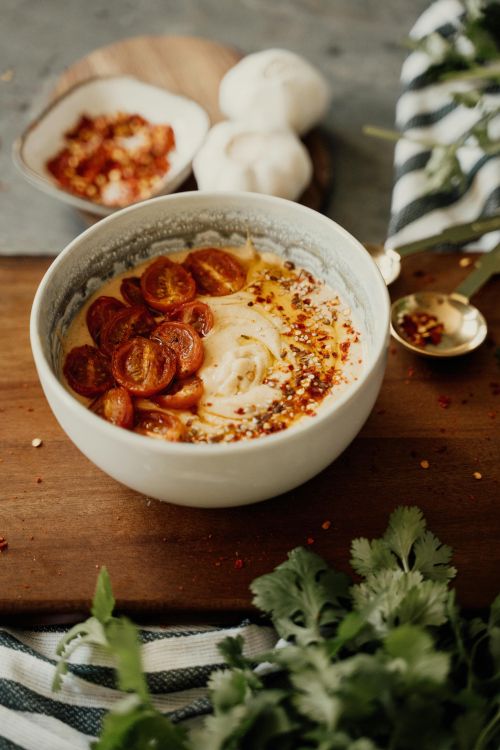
[
  {"x1": 219, "y1": 48, "x2": 331, "y2": 135},
  {"x1": 193, "y1": 121, "x2": 312, "y2": 201}
]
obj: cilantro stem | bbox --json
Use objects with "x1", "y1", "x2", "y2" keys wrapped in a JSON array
[
  {"x1": 441, "y1": 63, "x2": 500, "y2": 82},
  {"x1": 473, "y1": 707, "x2": 500, "y2": 750}
]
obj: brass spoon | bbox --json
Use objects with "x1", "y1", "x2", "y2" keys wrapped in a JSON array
[
  {"x1": 365, "y1": 215, "x2": 500, "y2": 285},
  {"x1": 391, "y1": 242, "x2": 500, "y2": 357}
]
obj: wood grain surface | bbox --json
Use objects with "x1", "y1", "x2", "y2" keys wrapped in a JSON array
[
  {"x1": 50, "y1": 34, "x2": 332, "y2": 213},
  {"x1": 0, "y1": 252, "x2": 499, "y2": 623}
]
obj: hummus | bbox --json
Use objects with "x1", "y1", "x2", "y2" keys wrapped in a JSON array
[{"x1": 62, "y1": 241, "x2": 362, "y2": 443}]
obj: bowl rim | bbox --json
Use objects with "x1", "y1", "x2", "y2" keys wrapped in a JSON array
[
  {"x1": 30, "y1": 191, "x2": 390, "y2": 455},
  {"x1": 12, "y1": 74, "x2": 210, "y2": 217}
]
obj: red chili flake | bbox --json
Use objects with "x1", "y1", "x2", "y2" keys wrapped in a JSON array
[
  {"x1": 234, "y1": 558, "x2": 244, "y2": 570},
  {"x1": 306, "y1": 536, "x2": 315, "y2": 545},
  {"x1": 400, "y1": 311, "x2": 444, "y2": 347},
  {"x1": 321, "y1": 520, "x2": 331, "y2": 530},
  {"x1": 36, "y1": 477, "x2": 42, "y2": 484},
  {"x1": 0, "y1": 537, "x2": 8, "y2": 552},
  {"x1": 488, "y1": 411, "x2": 497, "y2": 419},
  {"x1": 46, "y1": 113, "x2": 175, "y2": 208},
  {"x1": 407, "y1": 367, "x2": 415, "y2": 378},
  {"x1": 438, "y1": 395, "x2": 452, "y2": 409}
]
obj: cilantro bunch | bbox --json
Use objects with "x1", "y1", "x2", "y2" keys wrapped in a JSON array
[{"x1": 53, "y1": 507, "x2": 500, "y2": 750}]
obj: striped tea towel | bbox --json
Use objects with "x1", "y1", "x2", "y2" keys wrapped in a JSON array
[
  {"x1": 0, "y1": 621, "x2": 277, "y2": 750},
  {"x1": 386, "y1": 0, "x2": 500, "y2": 251}
]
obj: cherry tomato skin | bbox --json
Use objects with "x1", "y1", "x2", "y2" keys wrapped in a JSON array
[
  {"x1": 183, "y1": 247, "x2": 246, "y2": 296},
  {"x1": 172, "y1": 301, "x2": 214, "y2": 337},
  {"x1": 89, "y1": 386, "x2": 134, "y2": 428},
  {"x1": 120, "y1": 277, "x2": 146, "y2": 307},
  {"x1": 100, "y1": 305, "x2": 156, "y2": 356},
  {"x1": 112, "y1": 337, "x2": 176, "y2": 397},
  {"x1": 154, "y1": 375, "x2": 204, "y2": 410},
  {"x1": 63, "y1": 345, "x2": 113, "y2": 398},
  {"x1": 86, "y1": 296, "x2": 125, "y2": 345},
  {"x1": 134, "y1": 409, "x2": 186, "y2": 442},
  {"x1": 140, "y1": 256, "x2": 196, "y2": 312},
  {"x1": 152, "y1": 321, "x2": 204, "y2": 378}
]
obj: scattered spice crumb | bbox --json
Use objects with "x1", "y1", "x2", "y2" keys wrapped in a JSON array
[
  {"x1": 473, "y1": 472, "x2": 482, "y2": 480},
  {"x1": 321, "y1": 520, "x2": 331, "y2": 530},
  {"x1": 234, "y1": 558, "x2": 244, "y2": 570},
  {"x1": 459, "y1": 257, "x2": 472, "y2": 268},
  {"x1": 0, "y1": 537, "x2": 8, "y2": 552},
  {"x1": 306, "y1": 537, "x2": 315, "y2": 545},
  {"x1": 407, "y1": 367, "x2": 415, "y2": 378},
  {"x1": 400, "y1": 311, "x2": 444, "y2": 348},
  {"x1": 420, "y1": 459, "x2": 430, "y2": 469},
  {"x1": 438, "y1": 395, "x2": 452, "y2": 409},
  {"x1": 36, "y1": 477, "x2": 42, "y2": 484},
  {"x1": 31, "y1": 438, "x2": 43, "y2": 448}
]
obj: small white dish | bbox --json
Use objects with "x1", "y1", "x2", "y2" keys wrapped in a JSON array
[{"x1": 13, "y1": 75, "x2": 210, "y2": 217}]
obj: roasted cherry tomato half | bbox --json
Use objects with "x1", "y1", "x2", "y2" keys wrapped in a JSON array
[
  {"x1": 154, "y1": 375, "x2": 204, "y2": 410},
  {"x1": 112, "y1": 337, "x2": 176, "y2": 397},
  {"x1": 152, "y1": 321, "x2": 204, "y2": 378},
  {"x1": 120, "y1": 277, "x2": 146, "y2": 307},
  {"x1": 63, "y1": 345, "x2": 113, "y2": 398},
  {"x1": 183, "y1": 247, "x2": 246, "y2": 296},
  {"x1": 89, "y1": 386, "x2": 134, "y2": 428},
  {"x1": 100, "y1": 305, "x2": 156, "y2": 356},
  {"x1": 140, "y1": 256, "x2": 196, "y2": 312},
  {"x1": 172, "y1": 301, "x2": 214, "y2": 337},
  {"x1": 134, "y1": 409, "x2": 186, "y2": 442},
  {"x1": 86, "y1": 296, "x2": 125, "y2": 345}
]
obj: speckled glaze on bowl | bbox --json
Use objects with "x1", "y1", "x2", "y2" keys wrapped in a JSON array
[{"x1": 30, "y1": 192, "x2": 390, "y2": 507}]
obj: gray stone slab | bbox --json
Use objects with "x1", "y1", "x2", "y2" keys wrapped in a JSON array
[{"x1": 0, "y1": 0, "x2": 429, "y2": 255}]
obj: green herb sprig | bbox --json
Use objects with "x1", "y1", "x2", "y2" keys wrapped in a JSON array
[
  {"x1": 53, "y1": 506, "x2": 500, "y2": 750},
  {"x1": 366, "y1": 0, "x2": 500, "y2": 197}
]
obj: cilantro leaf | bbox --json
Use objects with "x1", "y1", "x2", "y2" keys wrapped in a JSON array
[
  {"x1": 413, "y1": 531, "x2": 457, "y2": 582},
  {"x1": 352, "y1": 570, "x2": 449, "y2": 635},
  {"x1": 350, "y1": 538, "x2": 397, "y2": 577},
  {"x1": 384, "y1": 625, "x2": 450, "y2": 684},
  {"x1": 383, "y1": 506, "x2": 426, "y2": 571},
  {"x1": 91, "y1": 566, "x2": 115, "y2": 623},
  {"x1": 93, "y1": 701, "x2": 188, "y2": 750},
  {"x1": 251, "y1": 548, "x2": 350, "y2": 644},
  {"x1": 105, "y1": 618, "x2": 149, "y2": 702}
]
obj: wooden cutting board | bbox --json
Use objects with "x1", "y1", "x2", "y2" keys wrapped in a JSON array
[
  {"x1": 50, "y1": 35, "x2": 332, "y2": 212},
  {"x1": 1, "y1": 252, "x2": 499, "y2": 622}
]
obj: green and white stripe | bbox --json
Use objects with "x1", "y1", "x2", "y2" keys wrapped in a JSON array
[
  {"x1": 387, "y1": 0, "x2": 500, "y2": 252},
  {"x1": 0, "y1": 623, "x2": 277, "y2": 750}
]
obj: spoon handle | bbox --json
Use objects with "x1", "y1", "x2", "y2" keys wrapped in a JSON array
[
  {"x1": 393, "y1": 215, "x2": 500, "y2": 257},
  {"x1": 454, "y1": 242, "x2": 500, "y2": 300}
]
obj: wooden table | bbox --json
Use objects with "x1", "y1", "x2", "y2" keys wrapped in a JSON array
[{"x1": 0, "y1": 252, "x2": 499, "y2": 622}]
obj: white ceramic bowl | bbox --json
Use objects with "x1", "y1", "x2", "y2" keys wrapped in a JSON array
[
  {"x1": 30, "y1": 192, "x2": 390, "y2": 508},
  {"x1": 13, "y1": 76, "x2": 209, "y2": 217}
]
